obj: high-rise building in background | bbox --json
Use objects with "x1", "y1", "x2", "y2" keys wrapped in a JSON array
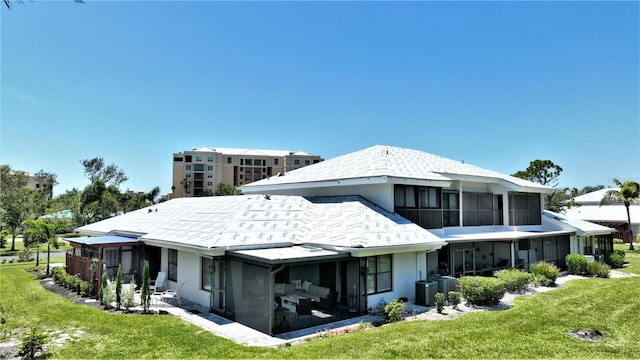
[{"x1": 171, "y1": 147, "x2": 323, "y2": 198}]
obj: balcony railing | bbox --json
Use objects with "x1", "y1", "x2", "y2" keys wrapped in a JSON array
[{"x1": 395, "y1": 208, "x2": 443, "y2": 229}]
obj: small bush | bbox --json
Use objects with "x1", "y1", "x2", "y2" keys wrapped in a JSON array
[
  {"x1": 607, "y1": 253, "x2": 625, "y2": 268},
  {"x1": 435, "y1": 293, "x2": 445, "y2": 313},
  {"x1": 17, "y1": 248, "x2": 32, "y2": 262},
  {"x1": 587, "y1": 261, "x2": 610, "y2": 278},
  {"x1": 533, "y1": 275, "x2": 553, "y2": 287},
  {"x1": 18, "y1": 327, "x2": 49, "y2": 359},
  {"x1": 102, "y1": 281, "x2": 116, "y2": 309},
  {"x1": 566, "y1": 254, "x2": 589, "y2": 275},
  {"x1": 613, "y1": 238, "x2": 623, "y2": 244},
  {"x1": 529, "y1": 261, "x2": 560, "y2": 285},
  {"x1": 613, "y1": 249, "x2": 626, "y2": 258},
  {"x1": 383, "y1": 299, "x2": 405, "y2": 323},
  {"x1": 457, "y1": 276, "x2": 506, "y2": 306},
  {"x1": 121, "y1": 280, "x2": 135, "y2": 311},
  {"x1": 79, "y1": 280, "x2": 90, "y2": 297},
  {"x1": 448, "y1": 291, "x2": 461, "y2": 310},
  {"x1": 494, "y1": 268, "x2": 533, "y2": 293}
]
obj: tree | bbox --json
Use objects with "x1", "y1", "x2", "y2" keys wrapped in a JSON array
[
  {"x1": 512, "y1": 160, "x2": 563, "y2": 187},
  {"x1": 22, "y1": 218, "x2": 60, "y2": 274},
  {"x1": 141, "y1": 260, "x2": 151, "y2": 313},
  {"x1": 600, "y1": 179, "x2": 640, "y2": 251},
  {"x1": 0, "y1": 165, "x2": 29, "y2": 251},
  {"x1": 115, "y1": 264, "x2": 122, "y2": 310},
  {"x1": 214, "y1": 183, "x2": 242, "y2": 196},
  {"x1": 79, "y1": 180, "x2": 121, "y2": 224},
  {"x1": 80, "y1": 157, "x2": 128, "y2": 188},
  {"x1": 512, "y1": 160, "x2": 574, "y2": 212},
  {"x1": 181, "y1": 177, "x2": 192, "y2": 197}
]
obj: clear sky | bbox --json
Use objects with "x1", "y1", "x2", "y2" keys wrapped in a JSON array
[{"x1": 1, "y1": 1, "x2": 639, "y2": 197}]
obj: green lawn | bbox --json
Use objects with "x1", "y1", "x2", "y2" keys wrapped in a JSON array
[
  {"x1": 0, "y1": 250, "x2": 639, "y2": 358},
  {"x1": 614, "y1": 243, "x2": 640, "y2": 274},
  {"x1": 0, "y1": 237, "x2": 73, "y2": 256}
]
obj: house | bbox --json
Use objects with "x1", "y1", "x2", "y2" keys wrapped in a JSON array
[
  {"x1": 543, "y1": 210, "x2": 616, "y2": 262},
  {"x1": 242, "y1": 145, "x2": 583, "y2": 278},
  {"x1": 563, "y1": 188, "x2": 640, "y2": 243},
  {"x1": 68, "y1": 144, "x2": 606, "y2": 335},
  {"x1": 71, "y1": 194, "x2": 445, "y2": 335}
]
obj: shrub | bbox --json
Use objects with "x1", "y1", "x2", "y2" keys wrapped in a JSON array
[
  {"x1": 79, "y1": 280, "x2": 90, "y2": 297},
  {"x1": 587, "y1": 261, "x2": 610, "y2": 278},
  {"x1": 529, "y1": 261, "x2": 560, "y2": 285},
  {"x1": 613, "y1": 238, "x2": 623, "y2": 244},
  {"x1": 566, "y1": 254, "x2": 589, "y2": 275},
  {"x1": 435, "y1": 293, "x2": 445, "y2": 313},
  {"x1": 383, "y1": 299, "x2": 405, "y2": 322},
  {"x1": 98, "y1": 272, "x2": 108, "y2": 305},
  {"x1": 18, "y1": 327, "x2": 49, "y2": 360},
  {"x1": 102, "y1": 280, "x2": 116, "y2": 309},
  {"x1": 606, "y1": 253, "x2": 625, "y2": 268},
  {"x1": 448, "y1": 291, "x2": 461, "y2": 310},
  {"x1": 457, "y1": 276, "x2": 506, "y2": 306},
  {"x1": 613, "y1": 249, "x2": 626, "y2": 258},
  {"x1": 121, "y1": 279, "x2": 135, "y2": 311},
  {"x1": 18, "y1": 248, "x2": 32, "y2": 262},
  {"x1": 494, "y1": 268, "x2": 533, "y2": 293}
]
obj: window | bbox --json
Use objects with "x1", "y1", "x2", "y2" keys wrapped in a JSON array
[
  {"x1": 207, "y1": 173, "x2": 213, "y2": 178},
  {"x1": 207, "y1": 181, "x2": 213, "y2": 187},
  {"x1": 185, "y1": 164, "x2": 192, "y2": 170},
  {"x1": 207, "y1": 156, "x2": 213, "y2": 162},
  {"x1": 185, "y1": 155, "x2": 192, "y2": 162},
  {"x1": 207, "y1": 165, "x2": 213, "y2": 171},
  {"x1": 394, "y1": 185, "x2": 440, "y2": 208},
  {"x1": 304, "y1": 160, "x2": 310, "y2": 165},
  {"x1": 366, "y1": 255, "x2": 392, "y2": 294},
  {"x1": 174, "y1": 157, "x2": 183, "y2": 162},
  {"x1": 294, "y1": 159, "x2": 300, "y2": 165},
  {"x1": 253, "y1": 159, "x2": 261, "y2": 166},
  {"x1": 195, "y1": 156, "x2": 202, "y2": 162},
  {"x1": 168, "y1": 249, "x2": 178, "y2": 281},
  {"x1": 194, "y1": 164, "x2": 204, "y2": 171},
  {"x1": 254, "y1": 168, "x2": 261, "y2": 174},
  {"x1": 443, "y1": 192, "x2": 460, "y2": 227},
  {"x1": 508, "y1": 192, "x2": 541, "y2": 225},
  {"x1": 463, "y1": 192, "x2": 496, "y2": 226},
  {"x1": 201, "y1": 257, "x2": 214, "y2": 291},
  {"x1": 227, "y1": 157, "x2": 232, "y2": 164},
  {"x1": 274, "y1": 159, "x2": 279, "y2": 165},
  {"x1": 185, "y1": 172, "x2": 192, "y2": 178}
]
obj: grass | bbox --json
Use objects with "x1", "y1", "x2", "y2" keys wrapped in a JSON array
[
  {"x1": 0, "y1": 237, "x2": 73, "y2": 256},
  {"x1": 0, "y1": 248, "x2": 639, "y2": 358},
  {"x1": 614, "y1": 243, "x2": 640, "y2": 274}
]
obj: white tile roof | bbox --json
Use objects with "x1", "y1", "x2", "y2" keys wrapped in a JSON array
[
  {"x1": 543, "y1": 210, "x2": 615, "y2": 236},
  {"x1": 242, "y1": 145, "x2": 549, "y2": 191},
  {"x1": 562, "y1": 204, "x2": 640, "y2": 224},
  {"x1": 571, "y1": 188, "x2": 619, "y2": 204},
  {"x1": 76, "y1": 195, "x2": 445, "y2": 251}
]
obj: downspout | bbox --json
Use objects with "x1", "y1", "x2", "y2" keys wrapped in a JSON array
[{"x1": 269, "y1": 265, "x2": 285, "y2": 334}]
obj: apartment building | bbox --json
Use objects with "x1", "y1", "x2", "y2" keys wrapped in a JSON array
[{"x1": 171, "y1": 147, "x2": 323, "y2": 197}]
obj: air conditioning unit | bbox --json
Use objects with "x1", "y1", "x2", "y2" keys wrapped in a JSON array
[
  {"x1": 415, "y1": 281, "x2": 438, "y2": 306},
  {"x1": 585, "y1": 255, "x2": 595, "y2": 263},
  {"x1": 435, "y1": 276, "x2": 458, "y2": 296}
]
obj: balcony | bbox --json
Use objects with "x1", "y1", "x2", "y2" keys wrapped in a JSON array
[{"x1": 395, "y1": 208, "x2": 443, "y2": 229}]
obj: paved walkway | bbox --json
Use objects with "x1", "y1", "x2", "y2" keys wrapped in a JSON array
[{"x1": 132, "y1": 295, "x2": 383, "y2": 347}]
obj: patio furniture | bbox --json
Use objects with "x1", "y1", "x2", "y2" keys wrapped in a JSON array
[
  {"x1": 295, "y1": 297, "x2": 313, "y2": 323},
  {"x1": 162, "y1": 281, "x2": 185, "y2": 306},
  {"x1": 150, "y1": 272, "x2": 167, "y2": 293}
]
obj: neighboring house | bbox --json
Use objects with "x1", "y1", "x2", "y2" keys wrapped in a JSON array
[
  {"x1": 69, "y1": 144, "x2": 602, "y2": 336},
  {"x1": 563, "y1": 188, "x2": 640, "y2": 243},
  {"x1": 71, "y1": 194, "x2": 445, "y2": 335},
  {"x1": 543, "y1": 210, "x2": 616, "y2": 262},
  {"x1": 172, "y1": 147, "x2": 323, "y2": 197}
]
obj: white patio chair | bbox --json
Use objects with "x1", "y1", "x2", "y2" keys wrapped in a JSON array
[
  {"x1": 162, "y1": 281, "x2": 186, "y2": 306},
  {"x1": 150, "y1": 272, "x2": 167, "y2": 293}
]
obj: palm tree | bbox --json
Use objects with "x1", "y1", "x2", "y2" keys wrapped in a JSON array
[
  {"x1": 181, "y1": 177, "x2": 192, "y2": 197},
  {"x1": 600, "y1": 179, "x2": 640, "y2": 250},
  {"x1": 23, "y1": 218, "x2": 60, "y2": 274}
]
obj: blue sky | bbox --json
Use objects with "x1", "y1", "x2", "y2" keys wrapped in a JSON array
[{"x1": 1, "y1": 1, "x2": 638, "y2": 197}]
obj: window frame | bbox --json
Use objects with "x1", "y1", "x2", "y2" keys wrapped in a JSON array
[
  {"x1": 366, "y1": 254, "x2": 392, "y2": 295},
  {"x1": 168, "y1": 249, "x2": 178, "y2": 281},
  {"x1": 201, "y1": 257, "x2": 214, "y2": 291}
]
